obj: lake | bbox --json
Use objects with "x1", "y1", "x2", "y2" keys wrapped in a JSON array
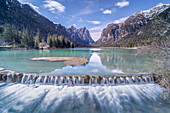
[
  {"x1": 0, "y1": 48, "x2": 155, "y2": 75},
  {"x1": 0, "y1": 48, "x2": 170, "y2": 113}
]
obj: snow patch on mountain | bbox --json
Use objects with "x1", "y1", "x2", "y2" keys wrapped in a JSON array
[{"x1": 136, "y1": 3, "x2": 170, "y2": 19}]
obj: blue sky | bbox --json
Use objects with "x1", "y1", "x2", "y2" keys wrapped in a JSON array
[{"x1": 18, "y1": 0, "x2": 170, "y2": 41}]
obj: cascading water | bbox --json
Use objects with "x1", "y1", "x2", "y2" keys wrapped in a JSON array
[
  {"x1": 0, "y1": 73, "x2": 169, "y2": 113},
  {"x1": 1, "y1": 72, "x2": 156, "y2": 87},
  {"x1": 0, "y1": 83, "x2": 169, "y2": 113}
]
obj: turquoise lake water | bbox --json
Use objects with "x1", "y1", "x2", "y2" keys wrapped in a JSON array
[
  {"x1": 1, "y1": 48, "x2": 170, "y2": 113},
  {"x1": 0, "y1": 48, "x2": 155, "y2": 75}
]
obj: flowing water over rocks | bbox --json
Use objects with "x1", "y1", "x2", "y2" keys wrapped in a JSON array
[{"x1": 0, "y1": 83, "x2": 169, "y2": 113}]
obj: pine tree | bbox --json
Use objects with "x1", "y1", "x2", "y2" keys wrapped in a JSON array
[
  {"x1": 52, "y1": 34, "x2": 56, "y2": 47},
  {"x1": 47, "y1": 34, "x2": 52, "y2": 48},
  {"x1": 70, "y1": 42, "x2": 74, "y2": 48},
  {"x1": 29, "y1": 32, "x2": 34, "y2": 48},
  {"x1": 34, "y1": 29, "x2": 41, "y2": 48},
  {"x1": 3, "y1": 24, "x2": 14, "y2": 44},
  {"x1": 58, "y1": 35, "x2": 64, "y2": 47},
  {"x1": 64, "y1": 37, "x2": 70, "y2": 47},
  {"x1": 21, "y1": 28, "x2": 29, "y2": 48},
  {"x1": 37, "y1": 29, "x2": 41, "y2": 44}
]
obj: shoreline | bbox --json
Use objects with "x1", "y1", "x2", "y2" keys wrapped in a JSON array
[{"x1": 0, "y1": 46, "x2": 152, "y2": 51}]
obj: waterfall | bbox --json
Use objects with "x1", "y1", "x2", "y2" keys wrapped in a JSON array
[
  {"x1": 116, "y1": 77, "x2": 121, "y2": 84},
  {"x1": 43, "y1": 76, "x2": 47, "y2": 84},
  {"x1": 120, "y1": 77, "x2": 125, "y2": 84},
  {"x1": 89, "y1": 77, "x2": 92, "y2": 85},
  {"x1": 35, "y1": 76, "x2": 42, "y2": 84},
  {"x1": 126, "y1": 77, "x2": 133, "y2": 84},
  {"x1": 114, "y1": 25, "x2": 120, "y2": 41},
  {"x1": 21, "y1": 74, "x2": 26, "y2": 84},
  {"x1": 2, "y1": 73, "x2": 156, "y2": 86}
]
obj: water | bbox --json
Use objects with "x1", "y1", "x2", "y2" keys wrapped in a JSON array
[
  {"x1": 18, "y1": 75, "x2": 154, "y2": 86},
  {"x1": 0, "y1": 48, "x2": 169, "y2": 113},
  {"x1": 0, "y1": 48, "x2": 155, "y2": 75},
  {"x1": 0, "y1": 83, "x2": 169, "y2": 113}
]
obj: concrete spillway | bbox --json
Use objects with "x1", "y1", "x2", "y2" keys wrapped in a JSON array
[{"x1": 0, "y1": 71, "x2": 155, "y2": 86}]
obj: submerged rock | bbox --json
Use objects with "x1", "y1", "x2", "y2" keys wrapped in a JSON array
[{"x1": 31, "y1": 57, "x2": 88, "y2": 66}]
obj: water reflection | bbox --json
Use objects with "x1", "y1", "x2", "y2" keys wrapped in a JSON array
[
  {"x1": 44, "y1": 52, "x2": 148, "y2": 76},
  {"x1": 99, "y1": 49, "x2": 154, "y2": 74},
  {"x1": 0, "y1": 48, "x2": 155, "y2": 75}
]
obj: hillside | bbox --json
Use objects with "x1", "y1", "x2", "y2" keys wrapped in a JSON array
[
  {"x1": 95, "y1": 3, "x2": 170, "y2": 47},
  {"x1": 0, "y1": 0, "x2": 94, "y2": 45}
]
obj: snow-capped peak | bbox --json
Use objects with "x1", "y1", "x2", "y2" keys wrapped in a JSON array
[
  {"x1": 136, "y1": 3, "x2": 170, "y2": 19},
  {"x1": 68, "y1": 25, "x2": 76, "y2": 31}
]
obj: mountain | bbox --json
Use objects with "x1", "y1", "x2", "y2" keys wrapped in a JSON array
[
  {"x1": 67, "y1": 26, "x2": 94, "y2": 45},
  {"x1": 96, "y1": 3, "x2": 170, "y2": 47},
  {"x1": 0, "y1": 0, "x2": 94, "y2": 45}
]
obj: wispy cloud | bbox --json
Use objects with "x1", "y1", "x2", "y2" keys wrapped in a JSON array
[
  {"x1": 43, "y1": 0, "x2": 65, "y2": 13},
  {"x1": 78, "y1": 18, "x2": 83, "y2": 22},
  {"x1": 103, "y1": 9, "x2": 112, "y2": 14},
  {"x1": 25, "y1": 3, "x2": 40, "y2": 14},
  {"x1": 113, "y1": 16, "x2": 128, "y2": 24},
  {"x1": 72, "y1": 0, "x2": 98, "y2": 18},
  {"x1": 115, "y1": 0, "x2": 129, "y2": 8},
  {"x1": 87, "y1": 20, "x2": 101, "y2": 25},
  {"x1": 89, "y1": 26, "x2": 103, "y2": 32}
]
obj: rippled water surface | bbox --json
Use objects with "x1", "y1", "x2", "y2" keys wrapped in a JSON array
[{"x1": 0, "y1": 48, "x2": 155, "y2": 75}]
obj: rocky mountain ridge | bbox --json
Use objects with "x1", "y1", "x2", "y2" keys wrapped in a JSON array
[
  {"x1": 96, "y1": 3, "x2": 170, "y2": 47},
  {"x1": 67, "y1": 26, "x2": 94, "y2": 45},
  {"x1": 0, "y1": 0, "x2": 94, "y2": 45}
]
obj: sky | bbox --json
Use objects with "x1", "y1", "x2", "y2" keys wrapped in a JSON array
[{"x1": 18, "y1": 0, "x2": 170, "y2": 41}]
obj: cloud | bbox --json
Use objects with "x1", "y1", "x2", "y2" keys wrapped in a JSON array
[
  {"x1": 78, "y1": 18, "x2": 83, "y2": 22},
  {"x1": 73, "y1": 24, "x2": 77, "y2": 27},
  {"x1": 90, "y1": 32, "x2": 101, "y2": 41},
  {"x1": 43, "y1": 0, "x2": 65, "y2": 13},
  {"x1": 103, "y1": 9, "x2": 112, "y2": 14},
  {"x1": 115, "y1": 0, "x2": 129, "y2": 8},
  {"x1": 113, "y1": 17, "x2": 128, "y2": 24},
  {"x1": 89, "y1": 26, "x2": 103, "y2": 32},
  {"x1": 100, "y1": 8, "x2": 104, "y2": 11},
  {"x1": 87, "y1": 20, "x2": 101, "y2": 25},
  {"x1": 72, "y1": 0, "x2": 98, "y2": 18},
  {"x1": 25, "y1": 3, "x2": 40, "y2": 14}
]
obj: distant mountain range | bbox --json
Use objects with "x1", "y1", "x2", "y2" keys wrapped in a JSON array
[
  {"x1": 0, "y1": 0, "x2": 94, "y2": 45},
  {"x1": 95, "y1": 3, "x2": 170, "y2": 47}
]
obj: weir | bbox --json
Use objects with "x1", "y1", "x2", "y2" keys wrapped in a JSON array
[{"x1": 0, "y1": 71, "x2": 155, "y2": 86}]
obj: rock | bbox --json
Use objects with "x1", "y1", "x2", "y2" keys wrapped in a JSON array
[
  {"x1": 68, "y1": 26, "x2": 94, "y2": 45},
  {"x1": 84, "y1": 75, "x2": 90, "y2": 84},
  {"x1": 31, "y1": 57, "x2": 88, "y2": 66},
  {"x1": 15, "y1": 73, "x2": 23, "y2": 83},
  {"x1": 97, "y1": 76, "x2": 102, "y2": 84}
]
